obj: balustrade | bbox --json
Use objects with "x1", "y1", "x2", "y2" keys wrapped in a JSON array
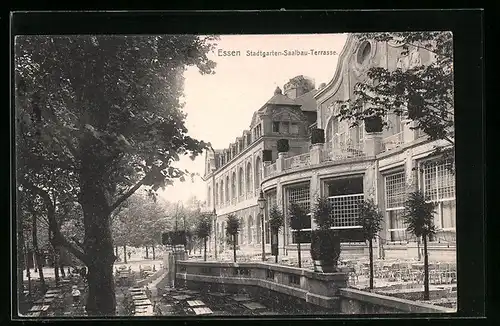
[
  {"x1": 322, "y1": 141, "x2": 365, "y2": 163},
  {"x1": 382, "y1": 132, "x2": 404, "y2": 151}
]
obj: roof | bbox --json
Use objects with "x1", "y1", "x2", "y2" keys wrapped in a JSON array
[
  {"x1": 258, "y1": 87, "x2": 301, "y2": 112},
  {"x1": 294, "y1": 89, "x2": 318, "y2": 112}
]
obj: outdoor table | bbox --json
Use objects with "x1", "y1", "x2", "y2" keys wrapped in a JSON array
[
  {"x1": 187, "y1": 300, "x2": 205, "y2": 307},
  {"x1": 25, "y1": 311, "x2": 42, "y2": 317},
  {"x1": 30, "y1": 305, "x2": 43, "y2": 312},
  {"x1": 133, "y1": 294, "x2": 149, "y2": 300},
  {"x1": 134, "y1": 299, "x2": 152, "y2": 306},
  {"x1": 192, "y1": 307, "x2": 213, "y2": 315}
]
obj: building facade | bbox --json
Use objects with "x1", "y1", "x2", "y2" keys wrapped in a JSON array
[{"x1": 203, "y1": 34, "x2": 456, "y2": 262}]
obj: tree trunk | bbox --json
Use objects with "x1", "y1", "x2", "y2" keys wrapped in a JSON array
[
  {"x1": 145, "y1": 246, "x2": 149, "y2": 259},
  {"x1": 80, "y1": 172, "x2": 117, "y2": 316},
  {"x1": 115, "y1": 246, "x2": 118, "y2": 258},
  {"x1": 417, "y1": 236, "x2": 422, "y2": 261},
  {"x1": 233, "y1": 235, "x2": 237, "y2": 263},
  {"x1": 369, "y1": 239, "x2": 374, "y2": 290},
  {"x1": 17, "y1": 225, "x2": 25, "y2": 301},
  {"x1": 34, "y1": 252, "x2": 37, "y2": 272},
  {"x1": 204, "y1": 238, "x2": 207, "y2": 261},
  {"x1": 423, "y1": 235, "x2": 430, "y2": 300},
  {"x1": 24, "y1": 239, "x2": 32, "y2": 297},
  {"x1": 297, "y1": 232, "x2": 302, "y2": 268},
  {"x1": 53, "y1": 249, "x2": 60, "y2": 286},
  {"x1": 32, "y1": 214, "x2": 46, "y2": 292},
  {"x1": 123, "y1": 245, "x2": 127, "y2": 263},
  {"x1": 152, "y1": 245, "x2": 156, "y2": 260}
]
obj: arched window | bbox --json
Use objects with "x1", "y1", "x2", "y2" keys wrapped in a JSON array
[
  {"x1": 231, "y1": 172, "x2": 236, "y2": 200},
  {"x1": 246, "y1": 162, "x2": 252, "y2": 194},
  {"x1": 238, "y1": 167, "x2": 244, "y2": 198},
  {"x1": 225, "y1": 176, "x2": 230, "y2": 204},
  {"x1": 220, "y1": 180, "x2": 224, "y2": 206},
  {"x1": 254, "y1": 157, "x2": 262, "y2": 190},
  {"x1": 248, "y1": 215, "x2": 254, "y2": 244},
  {"x1": 240, "y1": 217, "x2": 246, "y2": 245},
  {"x1": 207, "y1": 186, "x2": 211, "y2": 206}
]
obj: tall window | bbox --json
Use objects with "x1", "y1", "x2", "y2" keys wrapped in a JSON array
[
  {"x1": 422, "y1": 158, "x2": 456, "y2": 242},
  {"x1": 265, "y1": 191, "x2": 277, "y2": 244},
  {"x1": 220, "y1": 180, "x2": 224, "y2": 206},
  {"x1": 246, "y1": 162, "x2": 252, "y2": 194},
  {"x1": 238, "y1": 167, "x2": 244, "y2": 198},
  {"x1": 207, "y1": 186, "x2": 211, "y2": 206},
  {"x1": 282, "y1": 122, "x2": 290, "y2": 133},
  {"x1": 272, "y1": 121, "x2": 280, "y2": 132},
  {"x1": 215, "y1": 183, "x2": 219, "y2": 206},
  {"x1": 225, "y1": 176, "x2": 230, "y2": 204},
  {"x1": 255, "y1": 157, "x2": 262, "y2": 190},
  {"x1": 286, "y1": 184, "x2": 311, "y2": 244},
  {"x1": 290, "y1": 123, "x2": 299, "y2": 134},
  {"x1": 248, "y1": 215, "x2": 254, "y2": 244},
  {"x1": 231, "y1": 172, "x2": 236, "y2": 200},
  {"x1": 385, "y1": 171, "x2": 407, "y2": 242}
]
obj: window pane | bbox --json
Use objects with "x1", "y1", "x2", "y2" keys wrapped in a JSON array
[
  {"x1": 441, "y1": 200, "x2": 456, "y2": 229},
  {"x1": 272, "y1": 121, "x2": 280, "y2": 132},
  {"x1": 390, "y1": 230, "x2": 406, "y2": 242},
  {"x1": 389, "y1": 209, "x2": 406, "y2": 230},
  {"x1": 282, "y1": 122, "x2": 289, "y2": 133},
  {"x1": 385, "y1": 172, "x2": 406, "y2": 209},
  {"x1": 291, "y1": 123, "x2": 299, "y2": 134}
]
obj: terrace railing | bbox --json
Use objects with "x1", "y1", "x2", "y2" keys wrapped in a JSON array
[
  {"x1": 382, "y1": 132, "x2": 404, "y2": 152},
  {"x1": 264, "y1": 162, "x2": 277, "y2": 178},
  {"x1": 322, "y1": 141, "x2": 365, "y2": 163},
  {"x1": 283, "y1": 153, "x2": 311, "y2": 171}
]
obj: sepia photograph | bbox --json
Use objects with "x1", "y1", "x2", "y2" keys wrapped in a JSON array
[{"x1": 13, "y1": 17, "x2": 465, "y2": 318}]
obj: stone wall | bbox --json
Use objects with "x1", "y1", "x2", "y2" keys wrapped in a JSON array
[{"x1": 175, "y1": 260, "x2": 453, "y2": 314}]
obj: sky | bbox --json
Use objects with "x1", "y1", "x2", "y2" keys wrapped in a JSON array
[{"x1": 158, "y1": 33, "x2": 348, "y2": 205}]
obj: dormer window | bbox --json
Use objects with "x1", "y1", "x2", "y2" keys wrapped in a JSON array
[
  {"x1": 272, "y1": 121, "x2": 280, "y2": 133},
  {"x1": 282, "y1": 122, "x2": 290, "y2": 133}
]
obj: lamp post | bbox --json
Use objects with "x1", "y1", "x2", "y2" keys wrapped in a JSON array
[
  {"x1": 213, "y1": 208, "x2": 217, "y2": 260},
  {"x1": 257, "y1": 190, "x2": 267, "y2": 262}
]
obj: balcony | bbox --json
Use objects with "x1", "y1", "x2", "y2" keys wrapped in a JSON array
[
  {"x1": 264, "y1": 162, "x2": 277, "y2": 178},
  {"x1": 322, "y1": 141, "x2": 365, "y2": 162},
  {"x1": 284, "y1": 153, "x2": 311, "y2": 170},
  {"x1": 382, "y1": 132, "x2": 404, "y2": 152}
]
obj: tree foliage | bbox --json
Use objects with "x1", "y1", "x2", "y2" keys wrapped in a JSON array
[
  {"x1": 403, "y1": 190, "x2": 437, "y2": 239},
  {"x1": 311, "y1": 196, "x2": 333, "y2": 230},
  {"x1": 358, "y1": 199, "x2": 384, "y2": 241},
  {"x1": 15, "y1": 34, "x2": 218, "y2": 315},
  {"x1": 336, "y1": 32, "x2": 454, "y2": 164},
  {"x1": 269, "y1": 205, "x2": 284, "y2": 233}
]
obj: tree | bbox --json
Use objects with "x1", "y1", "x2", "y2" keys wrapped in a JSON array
[
  {"x1": 403, "y1": 190, "x2": 437, "y2": 300},
  {"x1": 358, "y1": 199, "x2": 384, "y2": 290},
  {"x1": 15, "y1": 34, "x2": 217, "y2": 315},
  {"x1": 288, "y1": 202, "x2": 309, "y2": 268},
  {"x1": 195, "y1": 214, "x2": 213, "y2": 261},
  {"x1": 225, "y1": 214, "x2": 240, "y2": 263},
  {"x1": 269, "y1": 205, "x2": 284, "y2": 263},
  {"x1": 337, "y1": 32, "x2": 454, "y2": 167}
]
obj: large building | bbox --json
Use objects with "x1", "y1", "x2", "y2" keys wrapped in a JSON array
[{"x1": 203, "y1": 34, "x2": 456, "y2": 262}]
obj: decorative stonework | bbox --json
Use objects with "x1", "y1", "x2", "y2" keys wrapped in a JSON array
[{"x1": 271, "y1": 107, "x2": 305, "y2": 122}]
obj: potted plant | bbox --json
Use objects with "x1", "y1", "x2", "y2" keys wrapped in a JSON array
[
  {"x1": 195, "y1": 213, "x2": 213, "y2": 262},
  {"x1": 403, "y1": 190, "x2": 437, "y2": 300},
  {"x1": 262, "y1": 149, "x2": 273, "y2": 162},
  {"x1": 407, "y1": 93, "x2": 425, "y2": 120},
  {"x1": 277, "y1": 139, "x2": 290, "y2": 153},
  {"x1": 269, "y1": 205, "x2": 284, "y2": 263},
  {"x1": 310, "y1": 196, "x2": 341, "y2": 273},
  {"x1": 364, "y1": 115, "x2": 383, "y2": 133},
  {"x1": 288, "y1": 202, "x2": 309, "y2": 268},
  {"x1": 358, "y1": 199, "x2": 384, "y2": 290},
  {"x1": 225, "y1": 214, "x2": 240, "y2": 263},
  {"x1": 311, "y1": 128, "x2": 325, "y2": 144}
]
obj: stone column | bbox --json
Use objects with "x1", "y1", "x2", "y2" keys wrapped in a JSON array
[
  {"x1": 364, "y1": 132, "x2": 384, "y2": 157},
  {"x1": 260, "y1": 114, "x2": 272, "y2": 135},
  {"x1": 310, "y1": 143, "x2": 323, "y2": 165},
  {"x1": 276, "y1": 152, "x2": 287, "y2": 172},
  {"x1": 310, "y1": 172, "x2": 321, "y2": 231},
  {"x1": 402, "y1": 119, "x2": 416, "y2": 144},
  {"x1": 404, "y1": 149, "x2": 418, "y2": 192}
]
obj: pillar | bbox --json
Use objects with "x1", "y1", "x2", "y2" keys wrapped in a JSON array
[
  {"x1": 402, "y1": 119, "x2": 416, "y2": 143},
  {"x1": 310, "y1": 143, "x2": 323, "y2": 165},
  {"x1": 276, "y1": 180, "x2": 286, "y2": 256},
  {"x1": 276, "y1": 152, "x2": 287, "y2": 172},
  {"x1": 364, "y1": 132, "x2": 384, "y2": 157},
  {"x1": 310, "y1": 172, "x2": 321, "y2": 230}
]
